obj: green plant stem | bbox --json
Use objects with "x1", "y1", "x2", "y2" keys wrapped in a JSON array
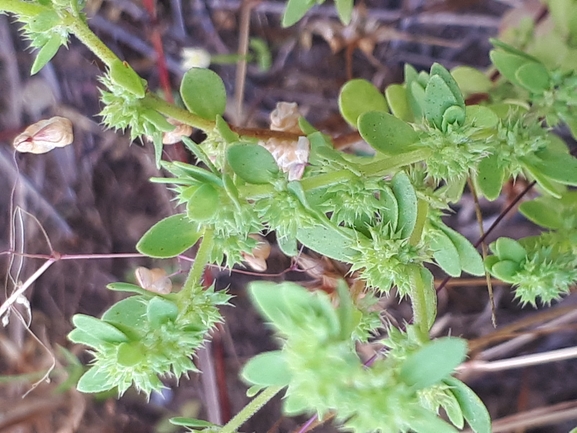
[
  {"x1": 142, "y1": 94, "x2": 216, "y2": 131},
  {"x1": 220, "y1": 386, "x2": 283, "y2": 433},
  {"x1": 1, "y1": 0, "x2": 46, "y2": 17},
  {"x1": 62, "y1": 12, "x2": 119, "y2": 66},
  {"x1": 409, "y1": 267, "x2": 433, "y2": 337},
  {"x1": 360, "y1": 148, "x2": 432, "y2": 176},
  {"x1": 181, "y1": 227, "x2": 214, "y2": 295}
]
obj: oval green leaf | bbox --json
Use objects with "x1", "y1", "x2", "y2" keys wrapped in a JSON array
[
  {"x1": 441, "y1": 226, "x2": 485, "y2": 276},
  {"x1": 180, "y1": 67, "x2": 226, "y2": 120},
  {"x1": 338, "y1": 79, "x2": 388, "y2": 127},
  {"x1": 31, "y1": 34, "x2": 61, "y2": 75},
  {"x1": 391, "y1": 171, "x2": 417, "y2": 239},
  {"x1": 451, "y1": 66, "x2": 492, "y2": 96},
  {"x1": 476, "y1": 154, "x2": 505, "y2": 201},
  {"x1": 493, "y1": 237, "x2": 526, "y2": 263},
  {"x1": 136, "y1": 214, "x2": 202, "y2": 258},
  {"x1": 147, "y1": 296, "x2": 179, "y2": 327},
  {"x1": 227, "y1": 143, "x2": 279, "y2": 184},
  {"x1": 385, "y1": 83, "x2": 412, "y2": 121},
  {"x1": 533, "y1": 149, "x2": 577, "y2": 186},
  {"x1": 424, "y1": 75, "x2": 460, "y2": 130},
  {"x1": 430, "y1": 230, "x2": 461, "y2": 277},
  {"x1": 72, "y1": 314, "x2": 129, "y2": 344},
  {"x1": 296, "y1": 225, "x2": 358, "y2": 262},
  {"x1": 515, "y1": 62, "x2": 550, "y2": 93},
  {"x1": 400, "y1": 337, "x2": 468, "y2": 389},
  {"x1": 490, "y1": 260, "x2": 519, "y2": 283},
  {"x1": 109, "y1": 59, "x2": 145, "y2": 98},
  {"x1": 430, "y1": 63, "x2": 465, "y2": 108},
  {"x1": 187, "y1": 183, "x2": 220, "y2": 221},
  {"x1": 444, "y1": 376, "x2": 492, "y2": 433},
  {"x1": 358, "y1": 111, "x2": 418, "y2": 155},
  {"x1": 241, "y1": 350, "x2": 291, "y2": 387},
  {"x1": 282, "y1": 0, "x2": 315, "y2": 27},
  {"x1": 116, "y1": 341, "x2": 146, "y2": 367},
  {"x1": 519, "y1": 198, "x2": 564, "y2": 229},
  {"x1": 77, "y1": 367, "x2": 115, "y2": 393}
]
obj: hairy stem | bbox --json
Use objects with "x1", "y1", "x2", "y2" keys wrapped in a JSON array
[
  {"x1": 220, "y1": 386, "x2": 283, "y2": 433},
  {"x1": 182, "y1": 227, "x2": 214, "y2": 294},
  {"x1": 1, "y1": 0, "x2": 46, "y2": 17}
]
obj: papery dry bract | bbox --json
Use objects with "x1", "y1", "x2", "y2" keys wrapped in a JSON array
[
  {"x1": 13, "y1": 116, "x2": 73, "y2": 154},
  {"x1": 135, "y1": 266, "x2": 173, "y2": 294},
  {"x1": 162, "y1": 119, "x2": 193, "y2": 145},
  {"x1": 262, "y1": 102, "x2": 310, "y2": 180},
  {"x1": 241, "y1": 234, "x2": 271, "y2": 272}
]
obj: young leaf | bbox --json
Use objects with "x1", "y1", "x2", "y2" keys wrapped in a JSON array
[
  {"x1": 109, "y1": 59, "x2": 145, "y2": 98},
  {"x1": 430, "y1": 63, "x2": 465, "y2": 108},
  {"x1": 522, "y1": 162, "x2": 564, "y2": 198},
  {"x1": 141, "y1": 109, "x2": 175, "y2": 132},
  {"x1": 391, "y1": 171, "x2": 417, "y2": 239},
  {"x1": 379, "y1": 185, "x2": 399, "y2": 232},
  {"x1": 519, "y1": 197, "x2": 564, "y2": 229},
  {"x1": 400, "y1": 338, "x2": 468, "y2": 389},
  {"x1": 430, "y1": 230, "x2": 462, "y2": 277},
  {"x1": 72, "y1": 314, "x2": 129, "y2": 344},
  {"x1": 101, "y1": 297, "x2": 148, "y2": 338},
  {"x1": 77, "y1": 367, "x2": 115, "y2": 393},
  {"x1": 489, "y1": 50, "x2": 529, "y2": 88},
  {"x1": 107, "y1": 282, "x2": 156, "y2": 297},
  {"x1": 444, "y1": 376, "x2": 491, "y2": 433},
  {"x1": 180, "y1": 67, "x2": 226, "y2": 120},
  {"x1": 277, "y1": 234, "x2": 299, "y2": 256},
  {"x1": 490, "y1": 260, "x2": 519, "y2": 283},
  {"x1": 68, "y1": 328, "x2": 106, "y2": 349},
  {"x1": 296, "y1": 225, "x2": 358, "y2": 262},
  {"x1": 282, "y1": 0, "x2": 315, "y2": 27},
  {"x1": 227, "y1": 143, "x2": 279, "y2": 184},
  {"x1": 476, "y1": 154, "x2": 505, "y2": 200},
  {"x1": 358, "y1": 111, "x2": 418, "y2": 155},
  {"x1": 450, "y1": 66, "x2": 492, "y2": 96},
  {"x1": 441, "y1": 226, "x2": 485, "y2": 276},
  {"x1": 215, "y1": 115, "x2": 239, "y2": 143},
  {"x1": 493, "y1": 237, "x2": 526, "y2": 263},
  {"x1": 338, "y1": 79, "x2": 388, "y2": 127},
  {"x1": 406, "y1": 410, "x2": 459, "y2": 433},
  {"x1": 116, "y1": 342, "x2": 146, "y2": 367},
  {"x1": 187, "y1": 183, "x2": 220, "y2": 221},
  {"x1": 515, "y1": 62, "x2": 550, "y2": 93},
  {"x1": 147, "y1": 297, "x2": 179, "y2": 327},
  {"x1": 424, "y1": 75, "x2": 460, "y2": 130},
  {"x1": 31, "y1": 34, "x2": 62, "y2": 75},
  {"x1": 137, "y1": 214, "x2": 202, "y2": 258},
  {"x1": 241, "y1": 350, "x2": 291, "y2": 387},
  {"x1": 409, "y1": 80, "x2": 426, "y2": 120},
  {"x1": 385, "y1": 83, "x2": 412, "y2": 121},
  {"x1": 532, "y1": 149, "x2": 577, "y2": 186}
]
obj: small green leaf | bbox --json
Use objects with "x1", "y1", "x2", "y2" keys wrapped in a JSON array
[
  {"x1": 241, "y1": 351, "x2": 291, "y2": 387},
  {"x1": 141, "y1": 109, "x2": 174, "y2": 132},
  {"x1": 101, "y1": 297, "x2": 148, "y2": 340},
  {"x1": 215, "y1": 115, "x2": 239, "y2": 143},
  {"x1": 441, "y1": 226, "x2": 485, "y2": 276},
  {"x1": 408, "y1": 80, "x2": 426, "y2": 120},
  {"x1": 385, "y1": 83, "x2": 412, "y2": 121},
  {"x1": 187, "y1": 183, "x2": 220, "y2": 221},
  {"x1": 109, "y1": 59, "x2": 145, "y2": 98},
  {"x1": 116, "y1": 342, "x2": 146, "y2": 367},
  {"x1": 515, "y1": 62, "x2": 550, "y2": 93},
  {"x1": 490, "y1": 260, "x2": 519, "y2": 283},
  {"x1": 169, "y1": 161, "x2": 223, "y2": 186},
  {"x1": 358, "y1": 111, "x2": 418, "y2": 155},
  {"x1": 391, "y1": 171, "x2": 417, "y2": 239},
  {"x1": 180, "y1": 67, "x2": 226, "y2": 120},
  {"x1": 519, "y1": 198, "x2": 564, "y2": 229},
  {"x1": 338, "y1": 79, "x2": 388, "y2": 127},
  {"x1": 227, "y1": 143, "x2": 279, "y2": 184},
  {"x1": 493, "y1": 237, "x2": 526, "y2": 263},
  {"x1": 533, "y1": 149, "x2": 577, "y2": 186},
  {"x1": 379, "y1": 185, "x2": 399, "y2": 231},
  {"x1": 137, "y1": 214, "x2": 202, "y2": 258},
  {"x1": 441, "y1": 388, "x2": 465, "y2": 429},
  {"x1": 147, "y1": 296, "x2": 179, "y2": 327},
  {"x1": 417, "y1": 267, "x2": 437, "y2": 330},
  {"x1": 430, "y1": 63, "x2": 465, "y2": 108},
  {"x1": 522, "y1": 162, "x2": 564, "y2": 198},
  {"x1": 296, "y1": 225, "x2": 358, "y2": 262},
  {"x1": 444, "y1": 376, "x2": 491, "y2": 433},
  {"x1": 424, "y1": 75, "x2": 460, "y2": 130},
  {"x1": 489, "y1": 50, "x2": 529, "y2": 88},
  {"x1": 476, "y1": 154, "x2": 505, "y2": 200},
  {"x1": 107, "y1": 282, "x2": 155, "y2": 296},
  {"x1": 68, "y1": 328, "x2": 105, "y2": 349},
  {"x1": 31, "y1": 35, "x2": 62, "y2": 75},
  {"x1": 28, "y1": 10, "x2": 60, "y2": 33},
  {"x1": 450, "y1": 66, "x2": 492, "y2": 96},
  {"x1": 72, "y1": 314, "x2": 129, "y2": 344},
  {"x1": 430, "y1": 230, "x2": 461, "y2": 277},
  {"x1": 77, "y1": 367, "x2": 114, "y2": 393},
  {"x1": 282, "y1": 0, "x2": 314, "y2": 27},
  {"x1": 442, "y1": 105, "x2": 466, "y2": 130},
  {"x1": 335, "y1": 0, "x2": 353, "y2": 24},
  {"x1": 406, "y1": 410, "x2": 459, "y2": 433},
  {"x1": 400, "y1": 338, "x2": 468, "y2": 389}
]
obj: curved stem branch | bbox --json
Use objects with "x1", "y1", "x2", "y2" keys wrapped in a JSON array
[{"x1": 220, "y1": 386, "x2": 283, "y2": 433}]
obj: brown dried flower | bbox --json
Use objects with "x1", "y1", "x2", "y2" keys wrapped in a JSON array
[{"x1": 13, "y1": 116, "x2": 73, "y2": 154}]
